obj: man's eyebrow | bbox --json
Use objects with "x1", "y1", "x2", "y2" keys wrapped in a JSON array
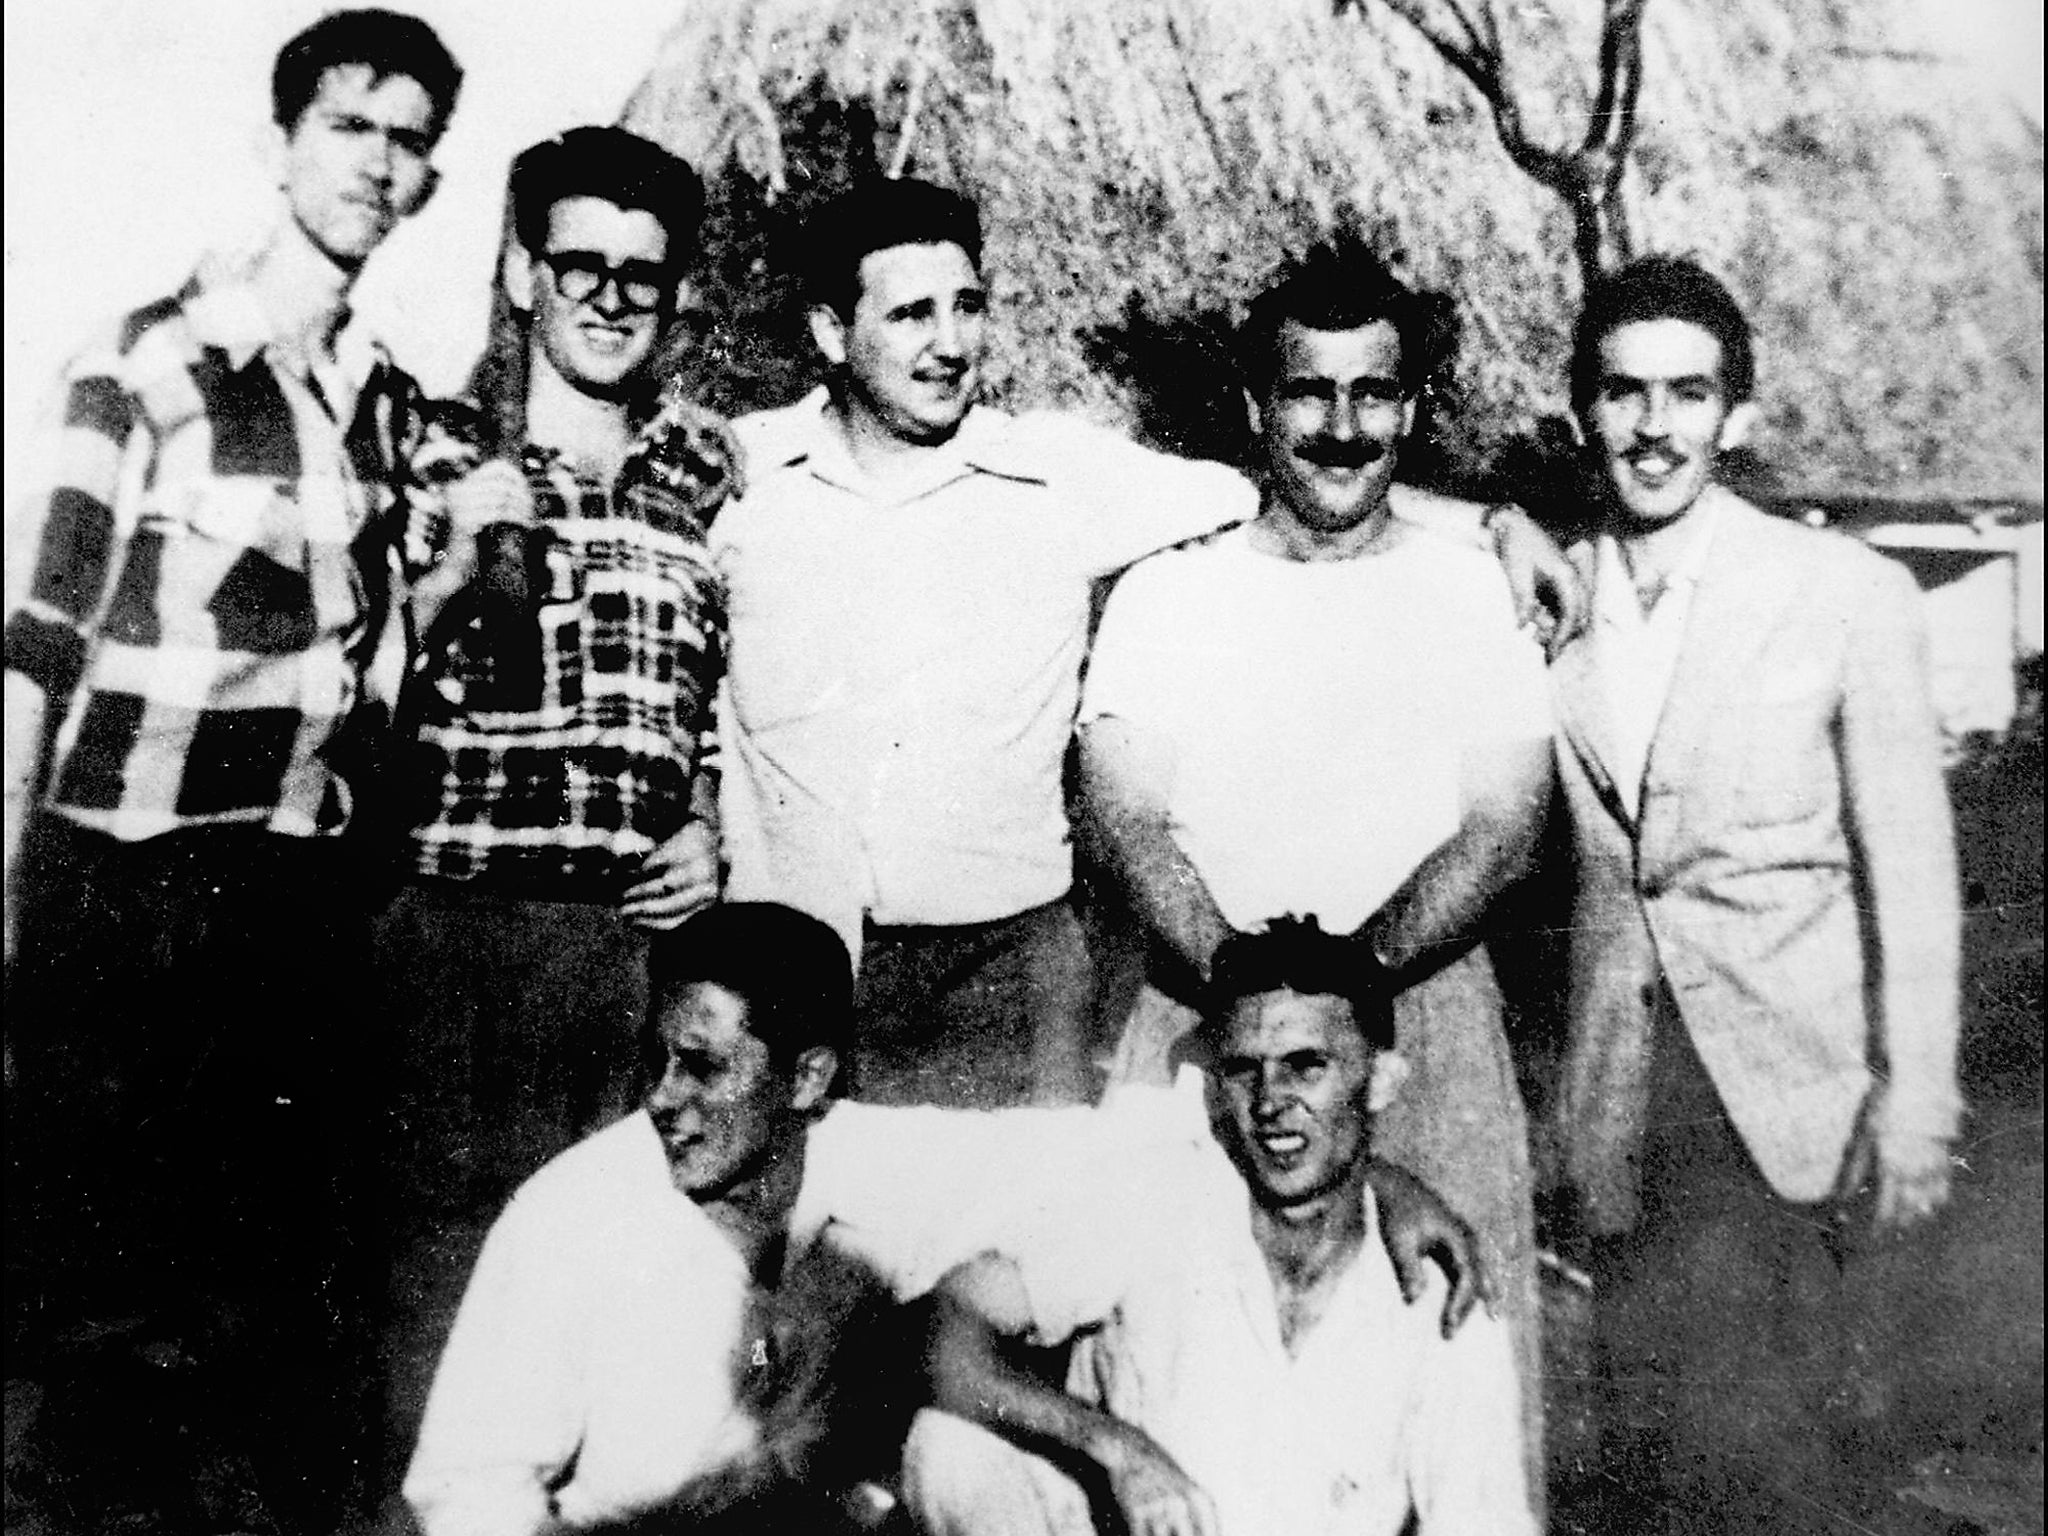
[{"x1": 1599, "y1": 370, "x2": 1718, "y2": 389}]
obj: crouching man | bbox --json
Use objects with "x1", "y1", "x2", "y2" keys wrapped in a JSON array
[
  {"x1": 405, "y1": 904, "x2": 1488, "y2": 1534},
  {"x1": 908, "y1": 916, "x2": 1532, "y2": 1536}
]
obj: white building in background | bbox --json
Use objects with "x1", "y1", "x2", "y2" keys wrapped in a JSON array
[{"x1": 1784, "y1": 492, "x2": 2044, "y2": 744}]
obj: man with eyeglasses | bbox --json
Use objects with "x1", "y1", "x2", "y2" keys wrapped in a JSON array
[{"x1": 374, "y1": 125, "x2": 740, "y2": 1215}]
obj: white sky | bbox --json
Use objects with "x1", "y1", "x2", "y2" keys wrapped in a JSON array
[
  {"x1": 2, "y1": 0, "x2": 679, "y2": 522},
  {"x1": 4, "y1": 0, "x2": 2041, "y2": 519}
]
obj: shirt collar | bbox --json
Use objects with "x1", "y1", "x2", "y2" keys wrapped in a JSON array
[
  {"x1": 180, "y1": 252, "x2": 388, "y2": 385},
  {"x1": 1596, "y1": 488, "x2": 1725, "y2": 623},
  {"x1": 762, "y1": 386, "x2": 1050, "y2": 499}
]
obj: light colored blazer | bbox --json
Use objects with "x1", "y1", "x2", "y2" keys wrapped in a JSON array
[{"x1": 1549, "y1": 490, "x2": 1962, "y2": 1234}]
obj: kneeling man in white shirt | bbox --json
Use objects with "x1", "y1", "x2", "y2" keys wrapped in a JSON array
[{"x1": 908, "y1": 915, "x2": 1533, "y2": 1536}]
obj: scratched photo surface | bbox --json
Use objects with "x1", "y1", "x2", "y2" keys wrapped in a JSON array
[{"x1": 4, "y1": 3, "x2": 2040, "y2": 1534}]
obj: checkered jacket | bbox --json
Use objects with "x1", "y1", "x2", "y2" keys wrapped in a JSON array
[
  {"x1": 400, "y1": 390, "x2": 733, "y2": 894},
  {"x1": 3, "y1": 268, "x2": 425, "y2": 842}
]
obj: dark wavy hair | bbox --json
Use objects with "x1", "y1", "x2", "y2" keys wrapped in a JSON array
[
  {"x1": 509, "y1": 126, "x2": 705, "y2": 262},
  {"x1": 1239, "y1": 237, "x2": 1455, "y2": 396},
  {"x1": 646, "y1": 904, "x2": 854, "y2": 1071},
  {"x1": 804, "y1": 178, "x2": 984, "y2": 320},
  {"x1": 1206, "y1": 915, "x2": 1395, "y2": 1051},
  {"x1": 271, "y1": 9, "x2": 462, "y2": 140},
  {"x1": 1570, "y1": 255, "x2": 1755, "y2": 415}
]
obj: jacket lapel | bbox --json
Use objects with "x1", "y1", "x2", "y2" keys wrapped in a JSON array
[
  {"x1": 1639, "y1": 494, "x2": 1801, "y2": 833},
  {"x1": 1550, "y1": 544, "x2": 1633, "y2": 828}
]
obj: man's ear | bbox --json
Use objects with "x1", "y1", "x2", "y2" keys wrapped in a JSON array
[
  {"x1": 808, "y1": 304, "x2": 849, "y2": 367},
  {"x1": 1399, "y1": 396, "x2": 1418, "y2": 439},
  {"x1": 1366, "y1": 1051, "x2": 1411, "y2": 1115},
  {"x1": 400, "y1": 163, "x2": 441, "y2": 220},
  {"x1": 790, "y1": 1045, "x2": 838, "y2": 1114},
  {"x1": 1717, "y1": 400, "x2": 1759, "y2": 454},
  {"x1": 1242, "y1": 388, "x2": 1264, "y2": 441},
  {"x1": 504, "y1": 238, "x2": 537, "y2": 312},
  {"x1": 261, "y1": 120, "x2": 292, "y2": 190}
]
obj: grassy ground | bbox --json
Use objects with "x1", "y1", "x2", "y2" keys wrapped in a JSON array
[{"x1": 6, "y1": 739, "x2": 2041, "y2": 1534}]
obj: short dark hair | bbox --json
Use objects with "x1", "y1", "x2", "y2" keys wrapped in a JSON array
[
  {"x1": 1240, "y1": 238, "x2": 1454, "y2": 395},
  {"x1": 1571, "y1": 255, "x2": 1755, "y2": 415},
  {"x1": 272, "y1": 9, "x2": 462, "y2": 140},
  {"x1": 1206, "y1": 915, "x2": 1395, "y2": 1051},
  {"x1": 805, "y1": 178, "x2": 983, "y2": 319},
  {"x1": 646, "y1": 903, "x2": 853, "y2": 1070},
  {"x1": 509, "y1": 126, "x2": 706, "y2": 262}
]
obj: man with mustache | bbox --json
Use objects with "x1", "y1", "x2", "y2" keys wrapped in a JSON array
[
  {"x1": 715, "y1": 180, "x2": 1576, "y2": 1111},
  {"x1": 1, "y1": 11, "x2": 468, "y2": 1528},
  {"x1": 377, "y1": 126, "x2": 738, "y2": 1209},
  {"x1": 1547, "y1": 257, "x2": 1966, "y2": 1533},
  {"x1": 1073, "y1": 239, "x2": 1555, "y2": 1510},
  {"x1": 905, "y1": 916, "x2": 1536, "y2": 1536}
]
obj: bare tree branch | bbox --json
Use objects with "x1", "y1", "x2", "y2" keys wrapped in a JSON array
[
  {"x1": 1344, "y1": 0, "x2": 1650, "y2": 274},
  {"x1": 1587, "y1": 0, "x2": 1647, "y2": 205},
  {"x1": 888, "y1": 52, "x2": 930, "y2": 180}
]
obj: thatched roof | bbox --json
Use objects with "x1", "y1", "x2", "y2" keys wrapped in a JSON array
[{"x1": 623, "y1": 0, "x2": 2043, "y2": 496}]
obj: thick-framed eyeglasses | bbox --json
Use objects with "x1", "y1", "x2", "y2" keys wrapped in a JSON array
[{"x1": 540, "y1": 251, "x2": 671, "y2": 313}]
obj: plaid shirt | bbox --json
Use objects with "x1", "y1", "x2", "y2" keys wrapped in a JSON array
[
  {"x1": 402, "y1": 391, "x2": 733, "y2": 894},
  {"x1": 3, "y1": 264, "x2": 424, "y2": 842}
]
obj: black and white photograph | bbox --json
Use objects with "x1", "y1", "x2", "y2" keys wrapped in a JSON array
[{"x1": 4, "y1": 3, "x2": 2040, "y2": 1533}]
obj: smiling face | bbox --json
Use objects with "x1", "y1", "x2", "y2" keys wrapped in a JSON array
[
  {"x1": 811, "y1": 240, "x2": 987, "y2": 450},
  {"x1": 644, "y1": 981, "x2": 811, "y2": 1202},
  {"x1": 1256, "y1": 320, "x2": 1416, "y2": 550},
  {"x1": 524, "y1": 194, "x2": 675, "y2": 397},
  {"x1": 279, "y1": 64, "x2": 438, "y2": 271},
  {"x1": 1580, "y1": 317, "x2": 1756, "y2": 531},
  {"x1": 1211, "y1": 988, "x2": 1397, "y2": 1213}
]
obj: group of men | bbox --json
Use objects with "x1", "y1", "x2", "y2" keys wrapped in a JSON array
[{"x1": 2, "y1": 8, "x2": 1968, "y2": 1536}]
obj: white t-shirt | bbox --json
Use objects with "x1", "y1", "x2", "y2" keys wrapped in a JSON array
[{"x1": 1080, "y1": 521, "x2": 1551, "y2": 933}]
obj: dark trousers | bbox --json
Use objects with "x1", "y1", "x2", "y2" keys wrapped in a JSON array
[
  {"x1": 372, "y1": 880, "x2": 649, "y2": 1212},
  {"x1": 850, "y1": 896, "x2": 1094, "y2": 1107},
  {"x1": 366, "y1": 881, "x2": 652, "y2": 1513},
  {"x1": 8, "y1": 814, "x2": 383, "y2": 1530},
  {"x1": 1589, "y1": 990, "x2": 1892, "y2": 1534}
]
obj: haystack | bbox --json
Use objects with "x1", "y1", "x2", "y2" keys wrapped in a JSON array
[{"x1": 622, "y1": 0, "x2": 2042, "y2": 496}]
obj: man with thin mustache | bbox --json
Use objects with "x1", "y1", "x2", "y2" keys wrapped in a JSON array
[
  {"x1": 1076, "y1": 239, "x2": 1556, "y2": 1511},
  {"x1": 1547, "y1": 257, "x2": 1968, "y2": 1534}
]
